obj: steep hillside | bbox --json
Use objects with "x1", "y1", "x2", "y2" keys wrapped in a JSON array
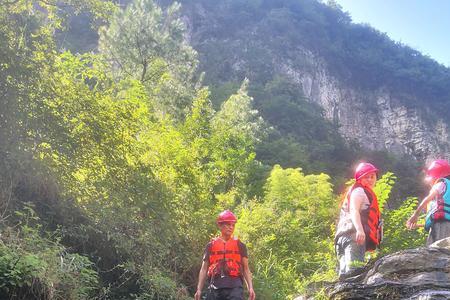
[
  {"x1": 60, "y1": 0, "x2": 450, "y2": 162},
  {"x1": 177, "y1": 0, "x2": 450, "y2": 161},
  {"x1": 55, "y1": 0, "x2": 450, "y2": 198}
]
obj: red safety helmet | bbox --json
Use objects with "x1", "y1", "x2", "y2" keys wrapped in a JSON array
[
  {"x1": 426, "y1": 159, "x2": 450, "y2": 180},
  {"x1": 217, "y1": 210, "x2": 237, "y2": 224},
  {"x1": 354, "y1": 162, "x2": 378, "y2": 181}
]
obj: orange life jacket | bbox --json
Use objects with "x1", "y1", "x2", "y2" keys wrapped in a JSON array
[
  {"x1": 348, "y1": 183, "x2": 382, "y2": 251},
  {"x1": 207, "y1": 237, "x2": 242, "y2": 278}
]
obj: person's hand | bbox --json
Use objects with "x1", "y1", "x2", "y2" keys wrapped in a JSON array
[
  {"x1": 355, "y1": 229, "x2": 365, "y2": 245},
  {"x1": 248, "y1": 288, "x2": 256, "y2": 300},
  {"x1": 194, "y1": 290, "x2": 202, "y2": 300},
  {"x1": 406, "y1": 213, "x2": 418, "y2": 230}
]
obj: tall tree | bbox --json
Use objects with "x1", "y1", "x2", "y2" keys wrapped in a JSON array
[
  {"x1": 99, "y1": 0, "x2": 199, "y2": 120},
  {"x1": 210, "y1": 79, "x2": 265, "y2": 200}
]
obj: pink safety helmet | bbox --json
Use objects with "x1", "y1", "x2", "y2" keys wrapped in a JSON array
[
  {"x1": 354, "y1": 162, "x2": 378, "y2": 181},
  {"x1": 426, "y1": 159, "x2": 450, "y2": 180},
  {"x1": 217, "y1": 210, "x2": 237, "y2": 224}
]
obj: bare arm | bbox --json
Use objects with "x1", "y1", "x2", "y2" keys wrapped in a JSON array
[
  {"x1": 349, "y1": 192, "x2": 365, "y2": 245},
  {"x1": 241, "y1": 257, "x2": 255, "y2": 300},
  {"x1": 194, "y1": 260, "x2": 209, "y2": 300},
  {"x1": 406, "y1": 188, "x2": 440, "y2": 230}
]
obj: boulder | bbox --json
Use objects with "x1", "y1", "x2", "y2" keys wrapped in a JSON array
[{"x1": 327, "y1": 238, "x2": 450, "y2": 299}]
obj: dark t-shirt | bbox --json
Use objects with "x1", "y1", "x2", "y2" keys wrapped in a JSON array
[{"x1": 203, "y1": 239, "x2": 248, "y2": 289}]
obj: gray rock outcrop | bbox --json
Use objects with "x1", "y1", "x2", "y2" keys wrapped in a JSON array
[
  {"x1": 277, "y1": 52, "x2": 450, "y2": 161},
  {"x1": 327, "y1": 238, "x2": 450, "y2": 299}
]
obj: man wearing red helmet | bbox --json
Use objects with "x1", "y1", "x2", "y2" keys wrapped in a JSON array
[
  {"x1": 194, "y1": 210, "x2": 255, "y2": 300},
  {"x1": 407, "y1": 159, "x2": 450, "y2": 245},
  {"x1": 334, "y1": 162, "x2": 382, "y2": 280}
]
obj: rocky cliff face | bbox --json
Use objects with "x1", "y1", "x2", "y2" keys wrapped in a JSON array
[
  {"x1": 276, "y1": 50, "x2": 450, "y2": 161},
  {"x1": 324, "y1": 238, "x2": 450, "y2": 300},
  {"x1": 181, "y1": 0, "x2": 450, "y2": 161}
]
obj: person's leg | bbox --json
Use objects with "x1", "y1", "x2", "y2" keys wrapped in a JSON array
[
  {"x1": 206, "y1": 288, "x2": 219, "y2": 300},
  {"x1": 426, "y1": 225, "x2": 436, "y2": 246},
  {"x1": 335, "y1": 235, "x2": 352, "y2": 277},
  {"x1": 224, "y1": 287, "x2": 243, "y2": 300},
  {"x1": 344, "y1": 239, "x2": 365, "y2": 274},
  {"x1": 427, "y1": 221, "x2": 450, "y2": 246},
  {"x1": 336, "y1": 244, "x2": 346, "y2": 276}
]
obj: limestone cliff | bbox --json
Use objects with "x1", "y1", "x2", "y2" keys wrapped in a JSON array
[
  {"x1": 276, "y1": 51, "x2": 450, "y2": 160},
  {"x1": 112, "y1": 0, "x2": 450, "y2": 161},
  {"x1": 180, "y1": 0, "x2": 450, "y2": 161}
]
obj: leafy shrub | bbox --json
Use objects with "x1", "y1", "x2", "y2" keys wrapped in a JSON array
[
  {"x1": 237, "y1": 165, "x2": 337, "y2": 299},
  {"x1": 0, "y1": 205, "x2": 99, "y2": 300},
  {"x1": 381, "y1": 197, "x2": 426, "y2": 253},
  {"x1": 134, "y1": 269, "x2": 191, "y2": 300}
]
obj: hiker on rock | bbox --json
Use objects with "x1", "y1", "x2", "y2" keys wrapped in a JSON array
[
  {"x1": 194, "y1": 210, "x2": 255, "y2": 300},
  {"x1": 407, "y1": 159, "x2": 450, "y2": 246},
  {"x1": 334, "y1": 162, "x2": 383, "y2": 280}
]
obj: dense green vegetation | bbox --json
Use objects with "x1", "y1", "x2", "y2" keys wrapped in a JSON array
[
  {"x1": 0, "y1": 0, "x2": 434, "y2": 299},
  {"x1": 172, "y1": 0, "x2": 435, "y2": 193},
  {"x1": 60, "y1": 0, "x2": 431, "y2": 195}
]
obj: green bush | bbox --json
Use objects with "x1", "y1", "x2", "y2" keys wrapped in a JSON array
[
  {"x1": 237, "y1": 165, "x2": 337, "y2": 299},
  {"x1": 0, "y1": 205, "x2": 99, "y2": 300},
  {"x1": 0, "y1": 249, "x2": 45, "y2": 292},
  {"x1": 381, "y1": 197, "x2": 426, "y2": 253},
  {"x1": 130, "y1": 267, "x2": 190, "y2": 300}
]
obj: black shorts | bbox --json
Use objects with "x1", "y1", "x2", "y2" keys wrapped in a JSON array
[{"x1": 206, "y1": 287, "x2": 243, "y2": 300}]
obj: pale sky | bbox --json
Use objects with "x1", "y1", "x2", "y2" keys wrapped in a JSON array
[{"x1": 334, "y1": 0, "x2": 450, "y2": 67}]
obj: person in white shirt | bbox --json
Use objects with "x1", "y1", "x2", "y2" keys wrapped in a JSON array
[{"x1": 335, "y1": 162, "x2": 382, "y2": 280}]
